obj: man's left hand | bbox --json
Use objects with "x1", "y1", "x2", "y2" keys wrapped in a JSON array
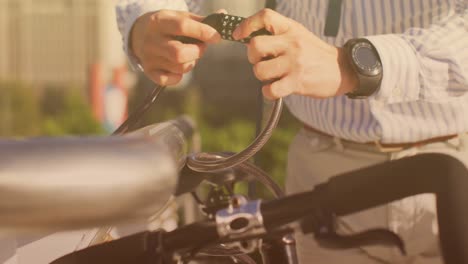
[{"x1": 233, "y1": 9, "x2": 358, "y2": 100}]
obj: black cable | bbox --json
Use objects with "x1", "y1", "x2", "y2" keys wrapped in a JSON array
[
  {"x1": 259, "y1": 153, "x2": 468, "y2": 264},
  {"x1": 112, "y1": 85, "x2": 165, "y2": 135},
  {"x1": 249, "y1": 83, "x2": 264, "y2": 198}
]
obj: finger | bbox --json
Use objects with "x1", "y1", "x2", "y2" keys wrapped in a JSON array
[
  {"x1": 262, "y1": 77, "x2": 295, "y2": 100},
  {"x1": 248, "y1": 35, "x2": 288, "y2": 64},
  {"x1": 253, "y1": 56, "x2": 290, "y2": 82},
  {"x1": 158, "y1": 13, "x2": 221, "y2": 43},
  {"x1": 233, "y1": 8, "x2": 290, "y2": 40},
  {"x1": 162, "y1": 40, "x2": 207, "y2": 63},
  {"x1": 154, "y1": 57, "x2": 197, "y2": 74},
  {"x1": 147, "y1": 69, "x2": 183, "y2": 86}
]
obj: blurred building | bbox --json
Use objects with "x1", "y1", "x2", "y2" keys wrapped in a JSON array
[
  {"x1": 0, "y1": 0, "x2": 265, "y2": 87},
  {"x1": 0, "y1": 0, "x2": 126, "y2": 88},
  {"x1": 0, "y1": 0, "x2": 267, "y2": 121}
]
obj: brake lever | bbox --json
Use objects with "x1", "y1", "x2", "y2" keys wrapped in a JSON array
[
  {"x1": 301, "y1": 208, "x2": 407, "y2": 255},
  {"x1": 177, "y1": 13, "x2": 271, "y2": 44},
  {"x1": 315, "y1": 228, "x2": 407, "y2": 255}
]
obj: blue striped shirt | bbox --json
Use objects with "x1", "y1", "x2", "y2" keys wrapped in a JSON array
[{"x1": 116, "y1": 0, "x2": 468, "y2": 143}]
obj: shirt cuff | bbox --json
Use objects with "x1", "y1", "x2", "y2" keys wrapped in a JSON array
[
  {"x1": 116, "y1": 0, "x2": 189, "y2": 71},
  {"x1": 365, "y1": 34, "x2": 421, "y2": 104}
]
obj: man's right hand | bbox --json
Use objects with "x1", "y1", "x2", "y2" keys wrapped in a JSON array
[{"x1": 130, "y1": 10, "x2": 222, "y2": 86}]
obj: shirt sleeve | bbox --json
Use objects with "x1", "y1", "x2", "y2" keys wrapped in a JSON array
[
  {"x1": 365, "y1": 1, "x2": 468, "y2": 104},
  {"x1": 115, "y1": 0, "x2": 203, "y2": 70}
]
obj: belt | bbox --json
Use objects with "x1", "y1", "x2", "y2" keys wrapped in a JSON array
[{"x1": 303, "y1": 124, "x2": 458, "y2": 153}]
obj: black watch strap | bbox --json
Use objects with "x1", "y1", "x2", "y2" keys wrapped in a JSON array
[{"x1": 347, "y1": 73, "x2": 381, "y2": 99}]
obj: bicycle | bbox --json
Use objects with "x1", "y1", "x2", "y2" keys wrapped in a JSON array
[
  {"x1": 2, "y1": 116, "x2": 467, "y2": 263},
  {"x1": 48, "y1": 152, "x2": 468, "y2": 264}
]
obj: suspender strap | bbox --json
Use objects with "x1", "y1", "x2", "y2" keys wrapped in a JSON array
[
  {"x1": 324, "y1": 0, "x2": 343, "y2": 37},
  {"x1": 265, "y1": 0, "x2": 277, "y2": 10}
]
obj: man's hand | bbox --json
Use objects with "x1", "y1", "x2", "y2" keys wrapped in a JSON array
[
  {"x1": 131, "y1": 10, "x2": 222, "y2": 86},
  {"x1": 233, "y1": 9, "x2": 358, "y2": 100}
]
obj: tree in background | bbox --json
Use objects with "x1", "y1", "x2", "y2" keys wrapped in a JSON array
[
  {"x1": 0, "y1": 83, "x2": 103, "y2": 137},
  {"x1": 41, "y1": 87, "x2": 103, "y2": 136},
  {"x1": 0, "y1": 82, "x2": 42, "y2": 137}
]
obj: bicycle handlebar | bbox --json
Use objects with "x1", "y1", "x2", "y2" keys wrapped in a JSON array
[
  {"x1": 261, "y1": 153, "x2": 468, "y2": 264},
  {"x1": 0, "y1": 116, "x2": 195, "y2": 231},
  {"x1": 167, "y1": 154, "x2": 468, "y2": 263},
  {"x1": 51, "y1": 154, "x2": 468, "y2": 264}
]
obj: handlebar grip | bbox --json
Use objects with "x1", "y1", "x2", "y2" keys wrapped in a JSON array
[
  {"x1": 51, "y1": 232, "x2": 159, "y2": 264},
  {"x1": 262, "y1": 154, "x2": 468, "y2": 264},
  {"x1": 50, "y1": 222, "x2": 219, "y2": 264},
  {"x1": 325, "y1": 153, "x2": 468, "y2": 264},
  {"x1": 163, "y1": 220, "x2": 219, "y2": 250},
  {"x1": 324, "y1": 154, "x2": 446, "y2": 215}
]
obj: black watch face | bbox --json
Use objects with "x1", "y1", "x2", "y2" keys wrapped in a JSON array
[{"x1": 352, "y1": 42, "x2": 382, "y2": 76}]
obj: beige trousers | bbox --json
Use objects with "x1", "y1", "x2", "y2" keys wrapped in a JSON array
[{"x1": 286, "y1": 129, "x2": 468, "y2": 264}]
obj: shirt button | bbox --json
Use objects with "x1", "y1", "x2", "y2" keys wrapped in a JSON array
[
  {"x1": 373, "y1": 100, "x2": 385, "y2": 108},
  {"x1": 393, "y1": 87, "x2": 402, "y2": 97}
]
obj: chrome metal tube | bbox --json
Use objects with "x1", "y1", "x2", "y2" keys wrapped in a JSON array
[{"x1": 0, "y1": 116, "x2": 194, "y2": 231}]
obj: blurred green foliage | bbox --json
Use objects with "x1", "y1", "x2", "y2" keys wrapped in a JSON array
[
  {"x1": 0, "y1": 82, "x2": 42, "y2": 136},
  {"x1": 0, "y1": 82, "x2": 103, "y2": 137},
  {"x1": 40, "y1": 87, "x2": 103, "y2": 136}
]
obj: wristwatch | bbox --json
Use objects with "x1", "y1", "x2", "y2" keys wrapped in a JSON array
[{"x1": 343, "y1": 38, "x2": 383, "y2": 99}]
